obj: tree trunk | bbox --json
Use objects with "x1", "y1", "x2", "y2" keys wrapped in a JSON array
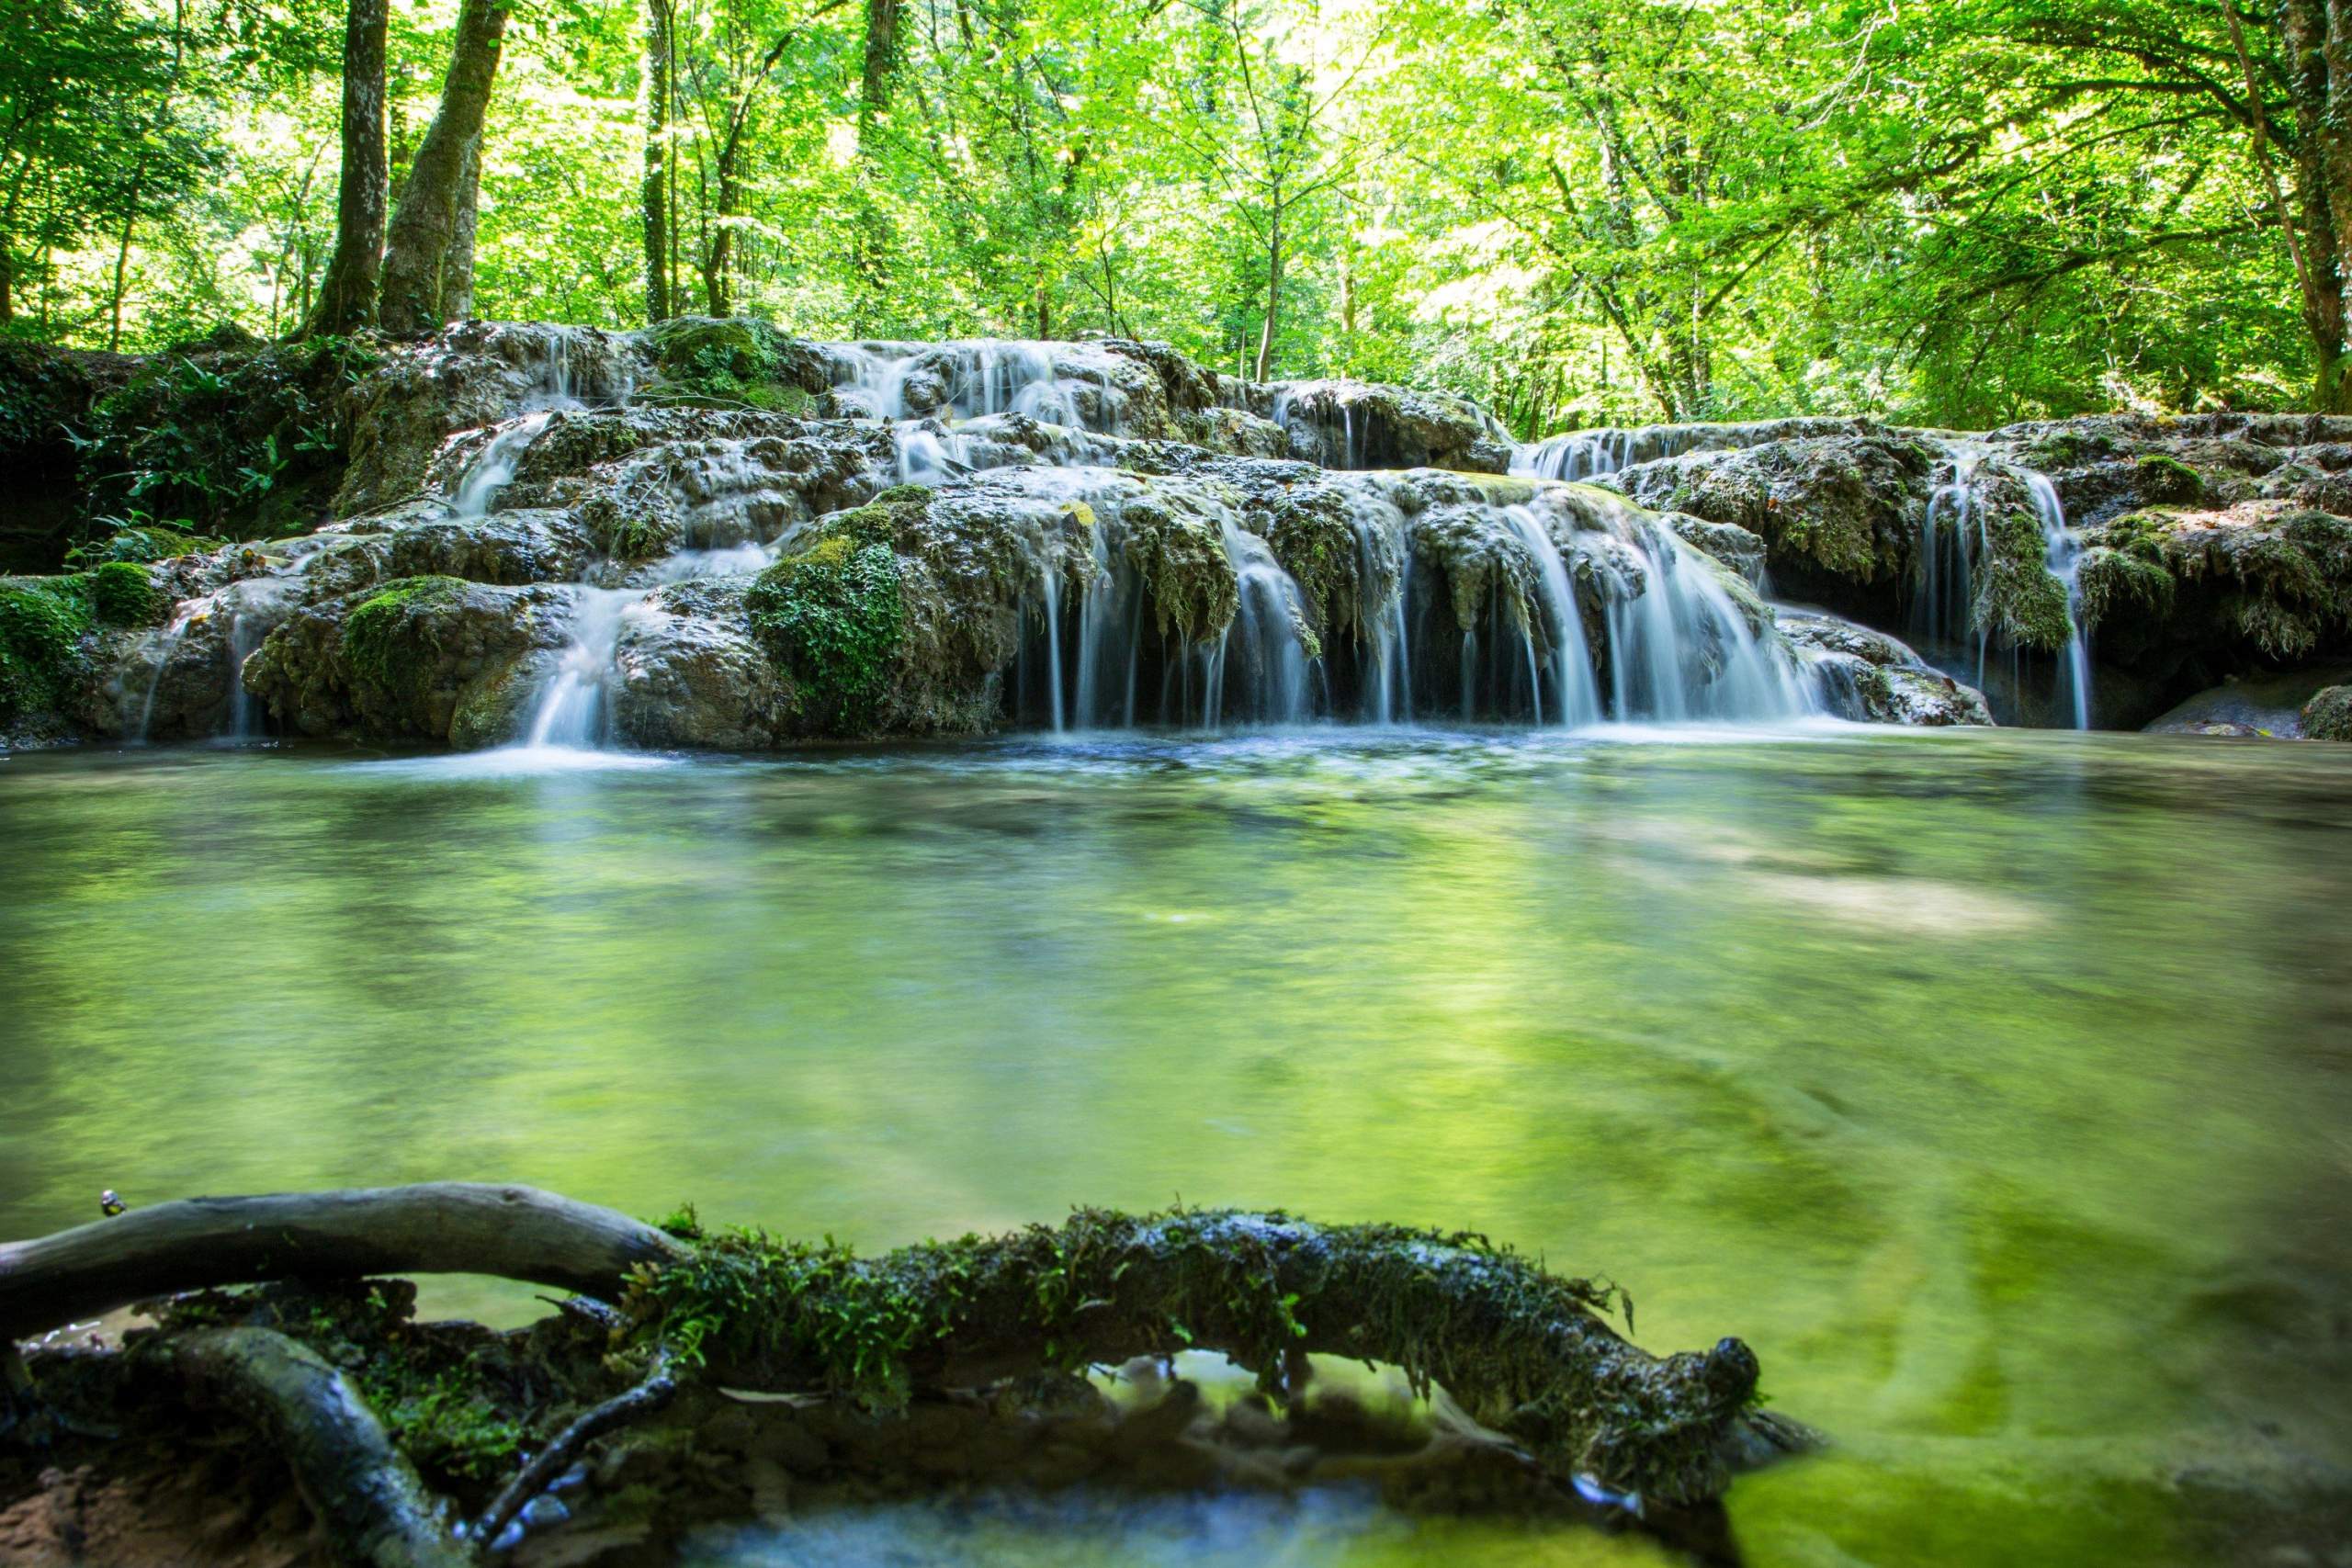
[
  {"x1": 641, "y1": 0, "x2": 672, "y2": 322},
  {"x1": 2283, "y1": 0, "x2": 2351, "y2": 412},
  {"x1": 444, "y1": 137, "x2": 481, "y2": 321},
  {"x1": 0, "y1": 246, "x2": 13, "y2": 326},
  {"x1": 378, "y1": 0, "x2": 510, "y2": 336},
  {"x1": 1253, "y1": 207, "x2": 1283, "y2": 380},
  {"x1": 857, "y1": 0, "x2": 902, "y2": 155},
  {"x1": 703, "y1": 160, "x2": 738, "y2": 316},
  {"x1": 310, "y1": 0, "x2": 390, "y2": 337}
]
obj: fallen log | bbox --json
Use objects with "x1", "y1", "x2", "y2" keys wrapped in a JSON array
[{"x1": 3, "y1": 1186, "x2": 1815, "y2": 1564}]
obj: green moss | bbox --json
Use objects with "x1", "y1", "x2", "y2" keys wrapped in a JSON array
[
  {"x1": 66, "y1": 524, "x2": 226, "y2": 566},
  {"x1": 645, "y1": 317, "x2": 818, "y2": 412},
  {"x1": 1973, "y1": 507, "x2": 2075, "y2": 651},
  {"x1": 746, "y1": 496, "x2": 922, "y2": 732},
  {"x1": 0, "y1": 577, "x2": 95, "y2": 727},
  {"x1": 342, "y1": 575, "x2": 469, "y2": 694},
  {"x1": 2075, "y1": 547, "x2": 2175, "y2": 630},
  {"x1": 87, "y1": 561, "x2": 164, "y2": 626},
  {"x1": 2134, "y1": 453, "x2": 2203, "y2": 502}
]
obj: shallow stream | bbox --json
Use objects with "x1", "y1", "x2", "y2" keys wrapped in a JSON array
[{"x1": 3, "y1": 726, "x2": 2346, "y2": 1565}]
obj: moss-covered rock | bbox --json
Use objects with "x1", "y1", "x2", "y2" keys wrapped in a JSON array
[
  {"x1": 0, "y1": 576, "x2": 95, "y2": 730},
  {"x1": 643, "y1": 317, "x2": 828, "y2": 413},
  {"x1": 2301, "y1": 683, "x2": 2352, "y2": 741},
  {"x1": 742, "y1": 487, "x2": 944, "y2": 736}
]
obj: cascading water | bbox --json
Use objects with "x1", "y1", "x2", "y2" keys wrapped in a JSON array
[
  {"x1": 520, "y1": 587, "x2": 641, "y2": 750},
  {"x1": 1589, "y1": 521, "x2": 1811, "y2": 722},
  {"x1": 2025, "y1": 472, "x2": 2094, "y2": 730},
  {"x1": 1912, "y1": 445, "x2": 2091, "y2": 729},
  {"x1": 1497, "y1": 505, "x2": 1603, "y2": 727},
  {"x1": 1207, "y1": 519, "x2": 1317, "y2": 728}
]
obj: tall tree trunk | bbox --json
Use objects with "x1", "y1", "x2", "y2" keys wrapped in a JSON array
[
  {"x1": 1252, "y1": 206, "x2": 1283, "y2": 380},
  {"x1": 850, "y1": 0, "x2": 902, "y2": 327},
  {"x1": 641, "y1": 0, "x2": 672, "y2": 322},
  {"x1": 0, "y1": 247, "x2": 12, "y2": 327},
  {"x1": 703, "y1": 160, "x2": 739, "y2": 316},
  {"x1": 310, "y1": 0, "x2": 390, "y2": 337},
  {"x1": 379, "y1": 0, "x2": 510, "y2": 336},
  {"x1": 445, "y1": 138, "x2": 481, "y2": 321},
  {"x1": 856, "y1": 0, "x2": 902, "y2": 154},
  {"x1": 2282, "y1": 0, "x2": 2350, "y2": 412}
]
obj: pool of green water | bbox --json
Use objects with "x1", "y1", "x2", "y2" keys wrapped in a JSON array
[{"x1": 3, "y1": 726, "x2": 2347, "y2": 1565}]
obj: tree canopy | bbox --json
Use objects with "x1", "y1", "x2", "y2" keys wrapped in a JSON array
[{"x1": 4, "y1": 0, "x2": 2344, "y2": 424}]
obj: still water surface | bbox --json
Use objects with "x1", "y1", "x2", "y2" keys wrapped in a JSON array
[{"x1": 3, "y1": 727, "x2": 2347, "y2": 1566}]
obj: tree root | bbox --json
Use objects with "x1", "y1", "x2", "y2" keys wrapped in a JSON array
[
  {"x1": 149, "y1": 1327, "x2": 469, "y2": 1568},
  {"x1": 2, "y1": 1186, "x2": 1819, "y2": 1564},
  {"x1": 465, "y1": 1353, "x2": 677, "y2": 1550}
]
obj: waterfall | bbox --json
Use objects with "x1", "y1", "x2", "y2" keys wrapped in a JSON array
[
  {"x1": 1513, "y1": 432, "x2": 1631, "y2": 482},
  {"x1": 447, "y1": 329, "x2": 597, "y2": 518},
  {"x1": 2024, "y1": 472, "x2": 2094, "y2": 730},
  {"x1": 1498, "y1": 505, "x2": 1603, "y2": 727},
  {"x1": 223, "y1": 578, "x2": 288, "y2": 742},
  {"x1": 131, "y1": 598, "x2": 209, "y2": 742},
  {"x1": 1590, "y1": 521, "x2": 1811, "y2": 723},
  {"x1": 520, "y1": 588, "x2": 642, "y2": 750},
  {"x1": 1913, "y1": 446, "x2": 2091, "y2": 729},
  {"x1": 1214, "y1": 518, "x2": 1317, "y2": 727}
]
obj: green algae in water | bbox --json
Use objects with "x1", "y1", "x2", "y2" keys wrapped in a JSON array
[{"x1": 0, "y1": 728, "x2": 2346, "y2": 1565}]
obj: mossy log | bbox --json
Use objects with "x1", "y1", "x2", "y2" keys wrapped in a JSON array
[{"x1": 4, "y1": 1186, "x2": 1811, "y2": 1564}]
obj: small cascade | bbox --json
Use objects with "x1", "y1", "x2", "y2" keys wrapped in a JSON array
[
  {"x1": 2024, "y1": 471, "x2": 2094, "y2": 730},
  {"x1": 1513, "y1": 431, "x2": 1634, "y2": 482},
  {"x1": 1589, "y1": 522, "x2": 1810, "y2": 722},
  {"x1": 520, "y1": 588, "x2": 642, "y2": 750},
  {"x1": 1344, "y1": 492, "x2": 1413, "y2": 725},
  {"x1": 1209, "y1": 518, "x2": 1317, "y2": 727},
  {"x1": 1912, "y1": 446, "x2": 2092, "y2": 728},
  {"x1": 131, "y1": 597, "x2": 209, "y2": 742},
  {"x1": 447, "y1": 328, "x2": 602, "y2": 519},
  {"x1": 1497, "y1": 506, "x2": 1603, "y2": 727},
  {"x1": 222, "y1": 578, "x2": 289, "y2": 741}
]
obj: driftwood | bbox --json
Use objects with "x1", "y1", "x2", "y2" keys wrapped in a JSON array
[{"x1": 1, "y1": 1185, "x2": 1814, "y2": 1566}]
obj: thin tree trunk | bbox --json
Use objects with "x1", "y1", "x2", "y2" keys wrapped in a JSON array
[
  {"x1": 2281, "y1": 0, "x2": 2350, "y2": 412},
  {"x1": 310, "y1": 0, "x2": 390, "y2": 336},
  {"x1": 378, "y1": 0, "x2": 511, "y2": 335},
  {"x1": 444, "y1": 137, "x2": 481, "y2": 321},
  {"x1": 1253, "y1": 205, "x2": 1282, "y2": 380},
  {"x1": 703, "y1": 161, "x2": 738, "y2": 316},
  {"x1": 104, "y1": 0, "x2": 187, "y2": 352},
  {"x1": 1, "y1": 246, "x2": 13, "y2": 326},
  {"x1": 644, "y1": 0, "x2": 673, "y2": 321}
]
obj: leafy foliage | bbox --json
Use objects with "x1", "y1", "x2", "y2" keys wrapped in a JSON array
[{"x1": 6, "y1": 0, "x2": 2342, "y2": 424}]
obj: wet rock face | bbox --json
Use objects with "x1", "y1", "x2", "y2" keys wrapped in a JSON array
[
  {"x1": 1604, "y1": 434, "x2": 1937, "y2": 615},
  {"x1": 2304, "y1": 684, "x2": 2352, "y2": 740},
  {"x1": 1255, "y1": 379, "x2": 1512, "y2": 473},
  {"x1": 1778, "y1": 609, "x2": 1993, "y2": 728},
  {"x1": 243, "y1": 576, "x2": 571, "y2": 745},
  {"x1": 28, "y1": 315, "x2": 2352, "y2": 748}
]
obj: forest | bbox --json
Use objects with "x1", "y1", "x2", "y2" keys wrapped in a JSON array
[{"x1": 6, "y1": 0, "x2": 2348, "y2": 431}]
